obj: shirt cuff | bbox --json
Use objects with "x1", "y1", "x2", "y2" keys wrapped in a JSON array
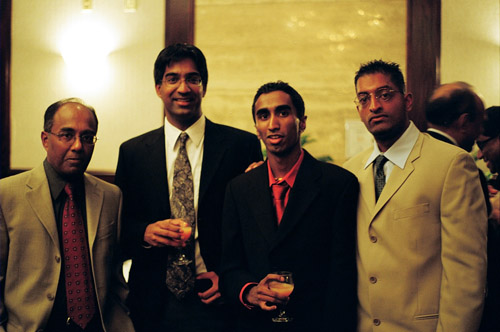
[{"x1": 239, "y1": 282, "x2": 258, "y2": 310}]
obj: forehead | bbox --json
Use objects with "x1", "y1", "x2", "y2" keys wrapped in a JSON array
[
  {"x1": 52, "y1": 103, "x2": 96, "y2": 131},
  {"x1": 356, "y1": 72, "x2": 396, "y2": 92},
  {"x1": 255, "y1": 90, "x2": 295, "y2": 111},
  {"x1": 164, "y1": 58, "x2": 199, "y2": 75}
]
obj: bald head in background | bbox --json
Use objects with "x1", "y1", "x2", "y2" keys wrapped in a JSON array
[{"x1": 426, "y1": 82, "x2": 485, "y2": 152}]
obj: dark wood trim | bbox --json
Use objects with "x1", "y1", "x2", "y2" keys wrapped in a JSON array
[
  {"x1": 0, "y1": 0, "x2": 11, "y2": 179},
  {"x1": 406, "y1": 0, "x2": 441, "y2": 131},
  {"x1": 164, "y1": 0, "x2": 195, "y2": 46}
]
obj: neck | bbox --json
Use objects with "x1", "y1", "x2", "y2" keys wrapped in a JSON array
[{"x1": 268, "y1": 147, "x2": 302, "y2": 179}]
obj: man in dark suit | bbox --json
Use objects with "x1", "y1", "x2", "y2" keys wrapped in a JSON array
[
  {"x1": 220, "y1": 81, "x2": 359, "y2": 331},
  {"x1": 115, "y1": 44, "x2": 262, "y2": 332}
]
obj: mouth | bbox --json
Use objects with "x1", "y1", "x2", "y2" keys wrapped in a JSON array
[
  {"x1": 267, "y1": 134, "x2": 283, "y2": 145},
  {"x1": 369, "y1": 114, "x2": 387, "y2": 124},
  {"x1": 173, "y1": 97, "x2": 193, "y2": 107}
]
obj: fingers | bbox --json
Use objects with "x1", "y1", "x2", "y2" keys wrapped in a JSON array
[
  {"x1": 245, "y1": 161, "x2": 265, "y2": 173},
  {"x1": 144, "y1": 219, "x2": 190, "y2": 247}
]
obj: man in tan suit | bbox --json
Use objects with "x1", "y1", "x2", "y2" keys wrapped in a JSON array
[
  {"x1": 344, "y1": 60, "x2": 487, "y2": 332},
  {"x1": 0, "y1": 98, "x2": 134, "y2": 332}
]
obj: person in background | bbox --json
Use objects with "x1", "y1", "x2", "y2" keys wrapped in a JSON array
[
  {"x1": 0, "y1": 98, "x2": 134, "y2": 332},
  {"x1": 115, "y1": 43, "x2": 262, "y2": 332},
  {"x1": 343, "y1": 60, "x2": 487, "y2": 332},
  {"x1": 477, "y1": 105, "x2": 500, "y2": 332},
  {"x1": 220, "y1": 81, "x2": 359, "y2": 331}
]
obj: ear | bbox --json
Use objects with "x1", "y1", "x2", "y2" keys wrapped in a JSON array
[
  {"x1": 255, "y1": 125, "x2": 262, "y2": 140},
  {"x1": 41, "y1": 131, "x2": 49, "y2": 151},
  {"x1": 299, "y1": 116, "x2": 307, "y2": 134},
  {"x1": 155, "y1": 84, "x2": 162, "y2": 97},
  {"x1": 457, "y1": 113, "x2": 470, "y2": 130},
  {"x1": 404, "y1": 93, "x2": 413, "y2": 112}
]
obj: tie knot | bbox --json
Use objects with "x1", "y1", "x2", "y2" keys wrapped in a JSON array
[
  {"x1": 374, "y1": 155, "x2": 388, "y2": 172},
  {"x1": 178, "y1": 132, "x2": 189, "y2": 147},
  {"x1": 272, "y1": 182, "x2": 289, "y2": 201},
  {"x1": 64, "y1": 183, "x2": 75, "y2": 197}
]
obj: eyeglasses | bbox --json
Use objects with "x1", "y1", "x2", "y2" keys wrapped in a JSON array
[
  {"x1": 162, "y1": 74, "x2": 202, "y2": 87},
  {"x1": 476, "y1": 136, "x2": 497, "y2": 150},
  {"x1": 354, "y1": 88, "x2": 403, "y2": 108},
  {"x1": 46, "y1": 131, "x2": 98, "y2": 145}
]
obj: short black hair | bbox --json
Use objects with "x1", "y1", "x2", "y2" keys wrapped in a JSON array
[
  {"x1": 483, "y1": 106, "x2": 500, "y2": 138},
  {"x1": 44, "y1": 98, "x2": 98, "y2": 132},
  {"x1": 355, "y1": 59, "x2": 406, "y2": 93},
  {"x1": 251, "y1": 81, "x2": 305, "y2": 122},
  {"x1": 426, "y1": 82, "x2": 482, "y2": 126},
  {"x1": 153, "y1": 43, "x2": 208, "y2": 91}
]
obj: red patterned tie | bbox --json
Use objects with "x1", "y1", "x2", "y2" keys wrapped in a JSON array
[
  {"x1": 272, "y1": 182, "x2": 289, "y2": 224},
  {"x1": 63, "y1": 183, "x2": 96, "y2": 329}
]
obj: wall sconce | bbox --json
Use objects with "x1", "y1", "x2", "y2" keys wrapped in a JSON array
[
  {"x1": 124, "y1": 0, "x2": 137, "y2": 13},
  {"x1": 82, "y1": 0, "x2": 92, "y2": 12}
]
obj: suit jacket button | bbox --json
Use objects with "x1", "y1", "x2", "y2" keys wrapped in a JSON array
[
  {"x1": 55, "y1": 256, "x2": 61, "y2": 263},
  {"x1": 369, "y1": 276, "x2": 377, "y2": 284},
  {"x1": 370, "y1": 236, "x2": 377, "y2": 243},
  {"x1": 373, "y1": 318, "x2": 381, "y2": 326},
  {"x1": 47, "y1": 293, "x2": 54, "y2": 301}
]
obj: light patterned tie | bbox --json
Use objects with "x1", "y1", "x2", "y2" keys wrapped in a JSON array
[
  {"x1": 62, "y1": 183, "x2": 96, "y2": 329},
  {"x1": 374, "y1": 155, "x2": 388, "y2": 201},
  {"x1": 166, "y1": 132, "x2": 196, "y2": 299},
  {"x1": 272, "y1": 182, "x2": 289, "y2": 224}
]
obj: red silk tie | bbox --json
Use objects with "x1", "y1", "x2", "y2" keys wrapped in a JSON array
[
  {"x1": 63, "y1": 183, "x2": 96, "y2": 329},
  {"x1": 272, "y1": 182, "x2": 289, "y2": 224}
]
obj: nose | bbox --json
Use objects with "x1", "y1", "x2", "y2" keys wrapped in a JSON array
[
  {"x1": 369, "y1": 94, "x2": 382, "y2": 112},
  {"x1": 269, "y1": 113, "x2": 280, "y2": 130},
  {"x1": 177, "y1": 79, "x2": 191, "y2": 93},
  {"x1": 70, "y1": 136, "x2": 84, "y2": 151}
]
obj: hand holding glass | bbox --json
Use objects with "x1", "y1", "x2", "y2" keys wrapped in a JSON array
[{"x1": 269, "y1": 271, "x2": 294, "y2": 323}]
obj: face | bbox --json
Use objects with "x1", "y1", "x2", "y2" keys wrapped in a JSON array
[
  {"x1": 356, "y1": 72, "x2": 412, "y2": 151},
  {"x1": 477, "y1": 134, "x2": 500, "y2": 174},
  {"x1": 41, "y1": 103, "x2": 97, "y2": 179},
  {"x1": 254, "y1": 90, "x2": 306, "y2": 158},
  {"x1": 155, "y1": 58, "x2": 206, "y2": 130}
]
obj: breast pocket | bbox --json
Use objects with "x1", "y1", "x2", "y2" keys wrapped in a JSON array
[{"x1": 394, "y1": 203, "x2": 430, "y2": 220}]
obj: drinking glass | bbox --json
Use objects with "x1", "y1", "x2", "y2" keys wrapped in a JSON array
[{"x1": 269, "y1": 271, "x2": 294, "y2": 323}]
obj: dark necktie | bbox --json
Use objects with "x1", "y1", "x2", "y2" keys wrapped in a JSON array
[
  {"x1": 374, "y1": 155, "x2": 388, "y2": 201},
  {"x1": 166, "y1": 132, "x2": 196, "y2": 300},
  {"x1": 62, "y1": 183, "x2": 96, "y2": 329},
  {"x1": 272, "y1": 182, "x2": 289, "y2": 224}
]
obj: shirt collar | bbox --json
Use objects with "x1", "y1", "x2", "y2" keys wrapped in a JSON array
[
  {"x1": 364, "y1": 121, "x2": 420, "y2": 170},
  {"x1": 164, "y1": 115, "x2": 205, "y2": 150},
  {"x1": 427, "y1": 128, "x2": 459, "y2": 146},
  {"x1": 267, "y1": 149, "x2": 304, "y2": 188}
]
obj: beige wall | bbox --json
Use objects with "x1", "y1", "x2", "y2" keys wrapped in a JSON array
[
  {"x1": 9, "y1": 0, "x2": 499, "y2": 172},
  {"x1": 441, "y1": 0, "x2": 499, "y2": 108}
]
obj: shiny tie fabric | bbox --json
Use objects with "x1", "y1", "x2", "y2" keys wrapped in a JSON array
[
  {"x1": 272, "y1": 182, "x2": 289, "y2": 224},
  {"x1": 374, "y1": 155, "x2": 388, "y2": 201},
  {"x1": 62, "y1": 183, "x2": 96, "y2": 329},
  {"x1": 166, "y1": 132, "x2": 196, "y2": 300}
]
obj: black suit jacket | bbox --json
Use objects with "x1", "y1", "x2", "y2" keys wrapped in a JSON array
[
  {"x1": 220, "y1": 151, "x2": 359, "y2": 331},
  {"x1": 115, "y1": 119, "x2": 262, "y2": 328}
]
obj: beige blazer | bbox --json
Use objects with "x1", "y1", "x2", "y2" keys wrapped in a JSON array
[
  {"x1": 0, "y1": 164, "x2": 134, "y2": 332},
  {"x1": 344, "y1": 132, "x2": 487, "y2": 332}
]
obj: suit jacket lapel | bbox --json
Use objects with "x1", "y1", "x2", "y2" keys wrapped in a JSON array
[
  {"x1": 372, "y1": 134, "x2": 423, "y2": 219},
  {"x1": 84, "y1": 174, "x2": 103, "y2": 254},
  {"x1": 246, "y1": 164, "x2": 277, "y2": 246},
  {"x1": 25, "y1": 164, "x2": 60, "y2": 249},
  {"x1": 199, "y1": 120, "x2": 229, "y2": 203},
  {"x1": 145, "y1": 127, "x2": 170, "y2": 213},
  {"x1": 273, "y1": 151, "x2": 320, "y2": 248}
]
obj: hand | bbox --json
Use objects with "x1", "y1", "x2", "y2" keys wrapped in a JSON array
[
  {"x1": 197, "y1": 271, "x2": 221, "y2": 304},
  {"x1": 143, "y1": 219, "x2": 190, "y2": 247},
  {"x1": 245, "y1": 274, "x2": 287, "y2": 311},
  {"x1": 245, "y1": 161, "x2": 265, "y2": 173}
]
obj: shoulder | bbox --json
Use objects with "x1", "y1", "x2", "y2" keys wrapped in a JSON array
[
  {"x1": 84, "y1": 173, "x2": 121, "y2": 196},
  {"x1": 119, "y1": 126, "x2": 164, "y2": 149},
  {"x1": 343, "y1": 147, "x2": 372, "y2": 173},
  {"x1": 304, "y1": 151, "x2": 358, "y2": 184}
]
